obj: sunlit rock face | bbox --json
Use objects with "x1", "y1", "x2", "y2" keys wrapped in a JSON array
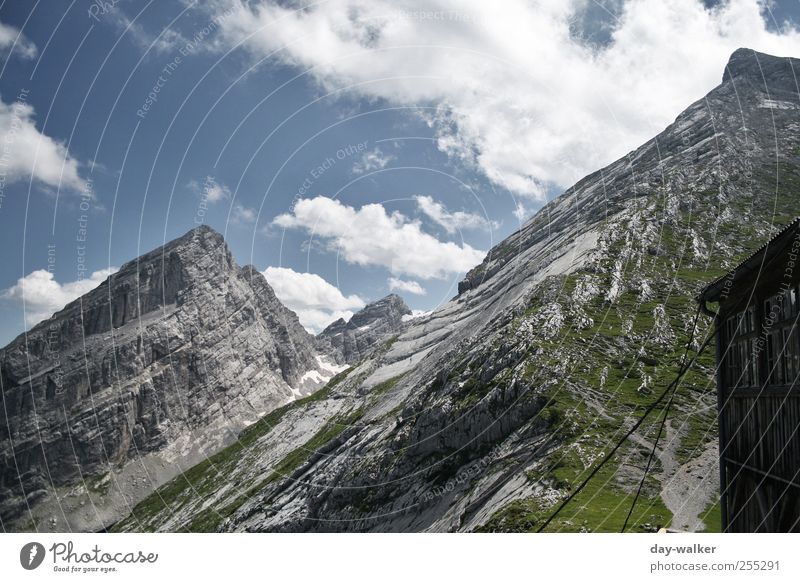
[
  {"x1": 316, "y1": 294, "x2": 412, "y2": 365},
  {"x1": 0, "y1": 225, "x2": 328, "y2": 531}
]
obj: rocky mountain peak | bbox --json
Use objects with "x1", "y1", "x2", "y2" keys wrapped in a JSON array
[
  {"x1": 350, "y1": 293, "x2": 411, "y2": 325},
  {"x1": 124, "y1": 224, "x2": 230, "y2": 271},
  {"x1": 37, "y1": 224, "x2": 237, "y2": 345},
  {"x1": 316, "y1": 293, "x2": 412, "y2": 364},
  {"x1": 722, "y1": 47, "x2": 798, "y2": 89},
  {"x1": 0, "y1": 225, "x2": 323, "y2": 531}
]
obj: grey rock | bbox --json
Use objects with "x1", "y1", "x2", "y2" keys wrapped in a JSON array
[
  {"x1": 0, "y1": 225, "x2": 324, "y2": 530},
  {"x1": 316, "y1": 294, "x2": 411, "y2": 364}
]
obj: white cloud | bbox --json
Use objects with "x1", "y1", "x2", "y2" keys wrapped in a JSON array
[
  {"x1": 0, "y1": 97, "x2": 86, "y2": 191},
  {"x1": 513, "y1": 202, "x2": 531, "y2": 222},
  {"x1": 112, "y1": 9, "x2": 188, "y2": 54},
  {"x1": 274, "y1": 196, "x2": 485, "y2": 279},
  {"x1": 3, "y1": 268, "x2": 118, "y2": 327},
  {"x1": 231, "y1": 203, "x2": 257, "y2": 224},
  {"x1": 209, "y1": 0, "x2": 800, "y2": 197},
  {"x1": 414, "y1": 194, "x2": 495, "y2": 234},
  {"x1": 388, "y1": 277, "x2": 426, "y2": 295},
  {"x1": 190, "y1": 176, "x2": 230, "y2": 203},
  {"x1": 262, "y1": 266, "x2": 365, "y2": 333},
  {"x1": 352, "y1": 147, "x2": 394, "y2": 174},
  {"x1": 0, "y1": 20, "x2": 37, "y2": 59},
  {"x1": 206, "y1": 182, "x2": 229, "y2": 203}
]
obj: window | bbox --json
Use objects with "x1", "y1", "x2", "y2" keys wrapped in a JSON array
[
  {"x1": 724, "y1": 288, "x2": 800, "y2": 390},
  {"x1": 764, "y1": 288, "x2": 800, "y2": 388},
  {"x1": 725, "y1": 305, "x2": 759, "y2": 388}
]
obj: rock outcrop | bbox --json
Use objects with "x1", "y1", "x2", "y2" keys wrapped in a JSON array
[
  {"x1": 316, "y1": 294, "x2": 412, "y2": 364},
  {"x1": 0, "y1": 225, "x2": 328, "y2": 531}
]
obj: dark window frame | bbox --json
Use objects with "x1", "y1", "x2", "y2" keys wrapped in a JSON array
[
  {"x1": 725, "y1": 304, "x2": 759, "y2": 389},
  {"x1": 763, "y1": 287, "x2": 800, "y2": 388}
]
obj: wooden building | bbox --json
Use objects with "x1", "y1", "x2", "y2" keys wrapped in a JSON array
[{"x1": 698, "y1": 218, "x2": 800, "y2": 532}]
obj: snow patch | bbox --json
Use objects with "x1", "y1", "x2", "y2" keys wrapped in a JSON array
[
  {"x1": 300, "y1": 370, "x2": 327, "y2": 384},
  {"x1": 316, "y1": 355, "x2": 348, "y2": 376},
  {"x1": 402, "y1": 309, "x2": 431, "y2": 322},
  {"x1": 290, "y1": 356, "x2": 351, "y2": 402}
]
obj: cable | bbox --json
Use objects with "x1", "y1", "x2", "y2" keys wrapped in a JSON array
[
  {"x1": 620, "y1": 386, "x2": 677, "y2": 531},
  {"x1": 620, "y1": 305, "x2": 703, "y2": 532},
  {"x1": 538, "y1": 219, "x2": 798, "y2": 533},
  {"x1": 537, "y1": 306, "x2": 714, "y2": 532}
]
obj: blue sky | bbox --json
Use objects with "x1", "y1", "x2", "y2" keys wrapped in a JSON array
[{"x1": 1, "y1": 0, "x2": 800, "y2": 345}]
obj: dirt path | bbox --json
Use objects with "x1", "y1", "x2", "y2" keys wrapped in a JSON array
[
  {"x1": 659, "y1": 437, "x2": 718, "y2": 531},
  {"x1": 629, "y1": 422, "x2": 718, "y2": 531}
]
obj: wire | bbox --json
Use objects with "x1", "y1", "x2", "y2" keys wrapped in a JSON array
[
  {"x1": 620, "y1": 304, "x2": 703, "y2": 532},
  {"x1": 621, "y1": 385, "x2": 678, "y2": 531},
  {"x1": 536, "y1": 305, "x2": 714, "y2": 532},
  {"x1": 538, "y1": 218, "x2": 798, "y2": 533}
]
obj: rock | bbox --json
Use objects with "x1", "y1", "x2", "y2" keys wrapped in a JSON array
[
  {"x1": 316, "y1": 294, "x2": 411, "y2": 364},
  {"x1": 0, "y1": 225, "x2": 322, "y2": 530}
]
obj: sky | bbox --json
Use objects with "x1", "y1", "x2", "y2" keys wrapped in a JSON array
[{"x1": 1, "y1": 0, "x2": 800, "y2": 345}]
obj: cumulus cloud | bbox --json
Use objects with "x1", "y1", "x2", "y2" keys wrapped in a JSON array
[
  {"x1": 0, "y1": 97, "x2": 86, "y2": 191},
  {"x1": 0, "y1": 20, "x2": 37, "y2": 59},
  {"x1": 274, "y1": 196, "x2": 485, "y2": 279},
  {"x1": 231, "y1": 203, "x2": 257, "y2": 224},
  {"x1": 414, "y1": 195, "x2": 495, "y2": 234},
  {"x1": 513, "y1": 202, "x2": 532, "y2": 222},
  {"x1": 208, "y1": 0, "x2": 800, "y2": 197},
  {"x1": 3, "y1": 268, "x2": 118, "y2": 327},
  {"x1": 206, "y1": 183, "x2": 230, "y2": 203},
  {"x1": 352, "y1": 147, "x2": 394, "y2": 174},
  {"x1": 388, "y1": 277, "x2": 426, "y2": 295},
  {"x1": 262, "y1": 266, "x2": 365, "y2": 333},
  {"x1": 190, "y1": 176, "x2": 230, "y2": 203}
]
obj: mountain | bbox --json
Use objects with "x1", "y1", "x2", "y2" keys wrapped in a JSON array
[
  {"x1": 0, "y1": 225, "x2": 338, "y2": 531},
  {"x1": 106, "y1": 48, "x2": 800, "y2": 533},
  {"x1": 316, "y1": 294, "x2": 412, "y2": 364}
]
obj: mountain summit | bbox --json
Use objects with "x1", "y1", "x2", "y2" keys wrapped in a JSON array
[
  {"x1": 722, "y1": 47, "x2": 799, "y2": 87},
  {"x1": 0, "y1": 225, "x2": 328, "y2": 530},
  {"x1": 317, "y1": 294, "x2": 412, "y2": 364}
]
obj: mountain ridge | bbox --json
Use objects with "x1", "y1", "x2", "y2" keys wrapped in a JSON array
[
  {"x1": 109, "y1": 47, "x2": 800, "y2": 533},
  {"x1": 0, "y1": 225, "x2": 327, "y2": 530},
  {"x1": 316, "y1": 293, "x2": 412, "y2": 365},
  {"x1": 8, "y1": 47, "x2": 800, "y2": 533}
]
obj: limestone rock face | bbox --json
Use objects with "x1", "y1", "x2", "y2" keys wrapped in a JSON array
[
  {"x1": 316, "y1": 294, "x2": 411, "y2": 364},
  {"x1": 0, "y1": 225, "x2": 323, "y2": 530}
]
